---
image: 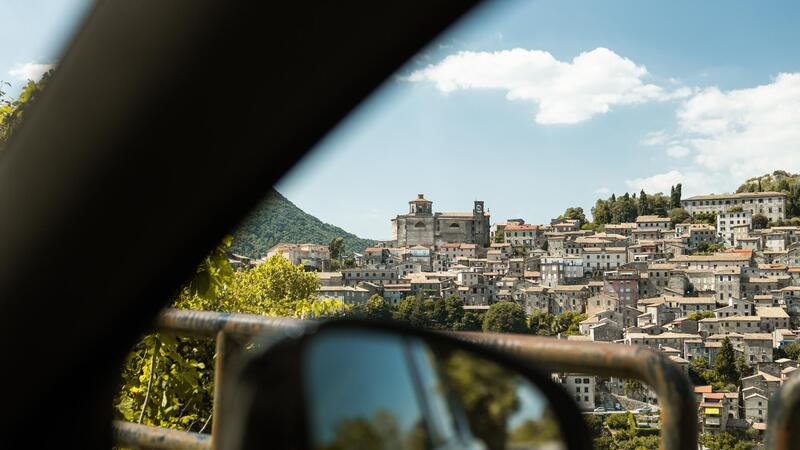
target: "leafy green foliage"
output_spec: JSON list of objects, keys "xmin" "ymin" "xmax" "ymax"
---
[
  {"xmin": 713, "ymin": 338, "xmax": 739, "ymax": 385},
  {"xmin": 687, "ymin": 311, "xmax": 715, "ymax": 321},
  {"xmin": 459, "ymin": 312, "xmax": 484, "ymax": 331},
  {"xmin": 693, "ymin": 242, "xmax": 725, "ymax": 255},
  {"xmin": 115, "ymin": 250, "xmax": 345, "ymax": 431},
  {"xmin": 328, "ymin": 236, "xmax": 345, "ymax": 261},
  {"xmin": 699, "ymin": 432, "xmax": 753, "ymax": 450},
  {"xmin": 591, "ymin": 188, "xmax": 675, "ymax": 225},
  {"xmin": 528, "ymin": 311, "xmax": 586, "ymax": 336},
  {"xmin": 482, "ymin": 301, "xmax": 527, "ymax": 333},
  {"xmin": 668, "ymin": 207, "xmax": 691, "ymax": 224},
  {"xmin": 559, "ymin": 206, "xmax": 587, "ymax": 224},
  {"xmin": 752, "ymin": 213, "xmax": 769, "ymax": 229},
  {"xmin": 585, "ymin": 413, "xmax": 660, "ymax": 450},
  {"xmin": 671, "ymin": 184, "xmax": 682, "ymax": 209},
  {"xmin": 230, "ymin": 189, "xmax": 375, "ymax": 257},
  {"xmin": 442, "ymin": 350, "xmax": 523, "ymax": 450},
  {"xmin": 693, "ymin": 211, "xmax": 717, "ymax": 226},
  {"xmin": 774, "ymin": 341, "xmax": 800, "ymax": 361},
  {"xmin": 350, "ymin": 294, "xmax": 393, "ymax": 320},
  {"xmin": 688, "ymin": 356, "xmax": 711, "ymax": 385},
  {"xmin": 623, "ymin": 379, "xmax": 644, "ymax": 398},
  {"xmin": 393, "ymin": 295, "xmax": 469, "ymax": 329},
  {"xmin": 605, "ymin": 413, "xmax": 630, "ymax": 430},
  {"xmin": 0, "ymin": 72, "xmax": 52, "ymax": 152}
]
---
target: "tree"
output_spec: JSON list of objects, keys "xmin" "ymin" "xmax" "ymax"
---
[
  {"xmin": 329, "ymin": 236, "xmax": 345, "ymax": 261},
  {"xmin": 0, "ymin": 71, "xmax": 52, "ymax": 152},
  {"xmin": 432, "ymin": 295, "xmax": 465, "ymax": 329},
  {"xmin": 482, "ymin": 301, "xmax": 527, "ymax": 333},
  {"xmin": 671, "ymin": 183, "xmax": 682, "ymax": 208},
  {"xmin": 668, "ymin": 207, "xmax": 691, "ymax": 224},
  {"xmin": 528, "ymin": 311, "xmax": 555, "ymax": 336},
  {"xmin": 560, "ymin": 207, "xmax": 587, "ymax": 224},
  {"xmin": 689, "ymin": 356, "xmax": 711, "ymax": 385},
  {"xmin": 699, "ymin": 432, "xmax": 753, "ymax": 450},
  {"xmin": 225, "ymin": 254, "xmax": 329, "ymax": 316},
  {"xmin": 688, "ymin": 312, "xmax": 714, "ymax": 321},
  {"xmin": 780, "ymin": 342, "xmax": 800, "ymax": 361},
  {"xmin": 736, "ymin": 357, "xmax": 754, "ymax": 378},
  {"xmin": 351, "ymin": 294, "xmax": 393, "ymax": 320},
  {"xmin": 637, "ymin": 190, "xmax": 651, "ymax": 215},
  {"xmin": 592, "ymin": 199, "xmax": 612, "ymax": 225},
  {"xmin": 694, "ymin": 211, "xmax": 717, "ymax": 226},
  {"xmin": 528, "ymin": 312, "xmax": 585, "ymax": 336},
  {"xmin": 623, "ymin": 379, "xmax": 645, "ymax": 399},
  {"xmin": 115, "ymin": 250, "xmax": 345, "ymax": 431},
  {"xmin": 394, "ymin": 295, "xmax": 435, "ymax": 328},
  {"xmin": 611, "ymin": 194, "xmax": 638, "ymax": 223},
  {"xmin": 752, "ymin": 213, "xmax": 769, "ymax": 230},
  {"xmin": 605, "ymin": 413, "xmax": 631, "ymax": 430},
  {"xmin": 458, "ymin": 311, "xmax": 484, "ymax": 331},
  {"xmin": 713, "ymin": 338, "xmax": 739, "ymax": 385},
  {"xmin": 442, "ymin": 350, "xmax": 522, "ymax": 450}
]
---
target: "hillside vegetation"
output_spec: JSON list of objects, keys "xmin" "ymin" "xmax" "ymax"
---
[
  {"xmin": 737, "ymin": 170, "xmax": 800, "ymax": 218},
  {"xmin": 230, "ymin": 189, "xmax": 376, "ymax": 257}
]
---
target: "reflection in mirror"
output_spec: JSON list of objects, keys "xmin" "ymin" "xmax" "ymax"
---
[{"xmin": 303, "ymin": 328, "xmax": 565, "ymax": 450}]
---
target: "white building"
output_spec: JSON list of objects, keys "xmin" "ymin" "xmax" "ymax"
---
[
  {"xmin": 681, "ymin": 191, "xmax": 786, "ymax": 222},
  {"xmin": 717, "ymin": 211, "xmax": 752, "ymax": 245},
  {"xmin": 554, "ymin": 374, "xmax": 596, "ymax": 411}
]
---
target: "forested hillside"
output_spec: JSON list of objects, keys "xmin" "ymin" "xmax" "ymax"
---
[{"xmin": 230, "ymin": 189, "xmax": 376, "ymax": 257}]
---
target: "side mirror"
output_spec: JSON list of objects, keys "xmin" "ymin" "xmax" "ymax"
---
[{"xmin": 220, "ymin": 320, "xmax": 591, "ymax": 450}]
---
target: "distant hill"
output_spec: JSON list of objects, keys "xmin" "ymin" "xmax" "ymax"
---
[
  {"xmin": 736, "ymin": 170, "xmax": 800, "ymax": 217},
  {"xmin": 230, "ymin": 189, "xmax": 376, "ymax": 258}
]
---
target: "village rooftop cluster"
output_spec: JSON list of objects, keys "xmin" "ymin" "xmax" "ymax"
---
[{"xmin": 259, "ymin": 190, "xmax": 799, "ymax": 435}]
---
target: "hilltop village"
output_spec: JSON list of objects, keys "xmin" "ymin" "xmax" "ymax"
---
[{"xmin": 263, "ymin": 190, "xmax": 800, "ymax": 435}]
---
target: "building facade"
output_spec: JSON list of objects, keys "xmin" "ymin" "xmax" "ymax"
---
[
  {"xmin": 682, "ymin": 191, "xmax": 786, "ymax": 222},
  {"xmin": 391, "ymin": 194, "xmax": 490, "ymax": 248}
]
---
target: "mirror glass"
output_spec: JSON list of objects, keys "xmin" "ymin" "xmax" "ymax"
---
[{"xmin": 303, "ymin": 328, "xmax": 566, "ymax": 450}]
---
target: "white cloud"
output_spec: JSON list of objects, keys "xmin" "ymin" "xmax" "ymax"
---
[
  {"xmin": 641, "ymin": 130, "xmax": 670, "ymax": 146},
  {"xmin": 678, "ymin": 73, "xmax": 800, "ymax": 179},
  {"xmin": 8, "ymin": 62, "xmax": 53, "ymax": 81},
  {"xmin": 630, "ymin": 73, "xmax": 800, "ymax": 196},
  {"xmin": 666, "ymin": 146, "xmax": 690, "ymax": 158},
  {"xmin": 405, "ymin": 47, "xmax": 688, "ymax": 125},
  {"xmin": 594, "ymin": 187, "xmax": 610, "ymax": 194}
]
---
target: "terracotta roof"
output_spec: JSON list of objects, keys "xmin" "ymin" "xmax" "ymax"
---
[
  {"xmin": 505, "ymin": 224, "xmax": 538, "ymax": 231},
  {"xmin": 636, "ymin": 215, "xmax": 671, "ymax": 223},
  {"xmin": 671, "ymin": 253, "xmax": 750, "ymax": 262},
  {"xmin": 756, "ymin": 306, "xmax": 789, "ymax": 318}
]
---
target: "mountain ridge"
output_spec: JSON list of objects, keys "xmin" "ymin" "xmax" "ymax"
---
[{"xmin": 230, "ymin": 189, "xmax": 376, "ymax": 258}]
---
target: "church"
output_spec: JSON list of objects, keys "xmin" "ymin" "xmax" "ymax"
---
[{"xmin": 391, "ymin": 194, "xmax": 490, "ymax": 248}]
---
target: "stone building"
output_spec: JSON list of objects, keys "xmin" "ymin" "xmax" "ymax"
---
[
  {"xmin": 681, "ymin": 191, "xmax": 786, "ymax": 222},
  {"xmin": 554, "ymin": 374, "xmax": 596, "ymax": 411},
  {"xmin": 717, "ymin": 210, "xmax": 752, "ymax": 245},
  {"xmin": 266, "ymin": 243, "xmax": 330, "ymax": 270},
  {"xmin": 391, "ymin": 194, "xmax": 490, "ymax": 248}
]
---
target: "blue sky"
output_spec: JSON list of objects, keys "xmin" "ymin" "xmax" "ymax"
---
[
  {"xmin": 1, "ymin": 0, "xmax": 90, "ymax": 96},
  {"xmin": 278, "ymin": 0, "xmax": 800, "ymax": 239},
  {"xmin": 4, "ymin": 1, "xmax": 800, "ymax": 240}
]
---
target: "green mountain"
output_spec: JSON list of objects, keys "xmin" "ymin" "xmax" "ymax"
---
[
  {"xmin": 737, "ymin": 170, "xmax": 800, "ymax": 218},
  {"xmin": 230, "ymin": 189, "xmax": 376, "ymax": 257}
]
